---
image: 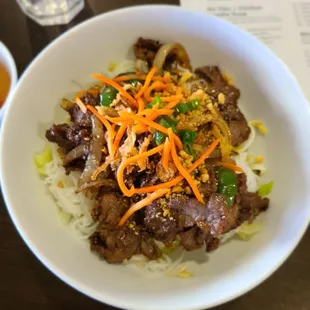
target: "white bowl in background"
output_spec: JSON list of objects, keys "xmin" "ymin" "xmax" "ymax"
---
[
  {"xmin": 0, "ymin": 41, "xmax": 17, "ymax": 126},
  {"xmin": 1, "ymin": 5, "xmax": 310, "ymax": 310}
]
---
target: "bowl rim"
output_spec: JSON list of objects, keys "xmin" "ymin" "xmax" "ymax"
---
[
  {"xmin": 1, "ymin": 4, "xmax": 310, "ymax": 310},
  {"xmin": 0, "ymin": 41, "xmax": 18, "ymax": 125}
]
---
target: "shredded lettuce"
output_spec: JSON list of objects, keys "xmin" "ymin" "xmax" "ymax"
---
[
  {"xmin": 236, "ymin": 221, "xmax": 262, "ymax": 240},
  {"xmin": 258, "ymin": 181, "xmax": 274, "ymax": 197},
  {"xmin": 34, "ymin": 145, "xmax": 53, "ymax": 168},
  {"xmin": 108, "ymin": 62, "xmax": 119, "ymax": 72},
  {"xmin": 34, "ymin": 145, "xmax": 53, "ymax": 175}
]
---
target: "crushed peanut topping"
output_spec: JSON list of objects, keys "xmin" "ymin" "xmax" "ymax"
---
[
  {"xmin": 201, "ymin": 173, "xmax": 209, "ymax": 183},
  {"xmin": 172, "ymin": 186, "xmax": 184, "ymax": 193},
  {"xmin": 185, "ymin": 186, "xmax": 192, "ymax": 195},
  {"xmin": 218, "ymin": 93, "xmax": 225, "ymax": 104}
]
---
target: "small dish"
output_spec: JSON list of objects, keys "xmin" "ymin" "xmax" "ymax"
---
[{"xmin": 0, "ymin": 41, "xmax": 17, "ymax": 126}]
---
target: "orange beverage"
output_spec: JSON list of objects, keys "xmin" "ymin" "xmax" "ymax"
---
[{"xmin": 0, "ymin": 62, "xmax": 10, "ymax": 108}]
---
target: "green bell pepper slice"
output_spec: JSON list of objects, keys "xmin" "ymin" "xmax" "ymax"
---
[{"xmin": 216, "ymin": 167, "xmax": 237, "ymax": 208}]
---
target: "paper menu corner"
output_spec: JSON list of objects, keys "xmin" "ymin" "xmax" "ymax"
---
[{"xmin": 180, "ymin": 0, "xmax": 310, "ymax": 101}]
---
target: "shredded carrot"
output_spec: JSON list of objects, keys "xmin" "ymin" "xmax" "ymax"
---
[
  {"xmin": 217, "ymin": 161, "xmax": 243, "ymax": 172},
  {"xmin": 161, "ymin": 94, "xmax": 183, "ymax": 102},
  {"xmin": 164, "ymin": 100, "xmax": 182, "ymax": 109},
  {"xmin": 141, "ymin": 102, "xmax": 160, "ymax": 122},
  {"xmin": 168, "ymin": 129, "xmax": 204, "ymax": 203},
  {"xmin": 117, "ymin": 144, "xmax": 165, "ymax": 197},
  {"xmin": 139, "ymin": 102, "xmax": 159, "ymax": 116},
  {"xmin": 75, "ymin": 90, "xmax": 86, "ymax": 99},
  {"xmin": 137, "ymin": 135, "xmax": 151, "ymax": 171},
  {"xmin": 75, "ymin": 97, "xmax": 87, "ymax": 113},
  {"xmin": 148, "ymin": 111, "xmax": 163, "ymax": 122},
  {"xmin": 133, "ymin": 105, "xmax": 171, "ymax": 132},
  {"xmin": 113, "ymin": 74, "xmax": 169, "ymax": 83},
  {"xmin": 118, "ymin": 111, "xmax": 183, "ymax": 149},
  {"xmin": 162, "ymin": 137, "xmax": 171, "ymax": 170},
  {"xmin": 124, "ymin": 144, "xmax": 164, "ymax": 168},
  {"xmin": 160, "ymin": 87, "xmax": 183, "ymax": 110},
  {"xmin": 190, "ymin": 139, "xmax": 221, "ymax": 172},
  {"xmin": 112, "ymin": 121, "xmax": 129, "ymax": 157},
  {"xmin": 139, "ymin": 108, "xmax": 173, "ymax": 118},
  {"xmin": 176, "ymin": 87, "xmax": 183, "ymax": 95},
  {"xmin": 164, "ymin": 95, "xmax": 184, "ymax": 109},
  {"xmin": 133, "ymin": 124, "xmax": 149, "ymax": 134},
  {"xmin": 104, "ymin": 116, "xmax": 124, "ymax": 124},
  {"xmin": 91, "ymin": 74, "xmax": 138, "ymax": 108},
  {"xmin": 134, "ymin": 139, "xmax": 221, "ymax": 194},
  {"xmin": 150, "ymin": 110, "xmax": 174, "ymax": 120},
  {"xmin": 135, "ymin": 103, "xmax": 159, "ymax": 133},
  {"xmin": 88, "ymin": 88, "xmax": 100, "ymax": 96},
  {"xmin": 118, "ymin": 189, "xmax": 170, "ymax": 226},
  {"xmin": 57, "ymin": 181, "xmax": 64, "ymax": 188},
  {"xmin": 135, "ymin": 67, "xmax": 158, "ymax": 99},
  {"xmin": 137, "ymin": 97, "xmax": 145, "ymax": 113},
  {"xmin": 143, "ymin": 82, "xmax": 168, "ymax": 102},
  {"xmin": 91, "ymin": 157, "xmax": 112, "ymax": 181},
  {"xmin": 134, "ymin": 175, "xmax": 183, "ymax": 194}
]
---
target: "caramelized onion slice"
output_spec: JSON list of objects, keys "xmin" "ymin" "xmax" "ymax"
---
[
  {"xmin": 153, "ymin": 43, "xmax": 192, "ymax": 71},
  {"xmin": 136, "ymin": 59, "xmax": 149, "ymax": 74},
  {"xmin": 63, "ymin": 144, "xmax": 87, "ymax": 166},
  {"xmin": 78, "ymin": 115, "xmax": 104, "ymax": 186},
  {"xmin": 76, "ymin": 178, "xmax": 119, "ymax": 193}
]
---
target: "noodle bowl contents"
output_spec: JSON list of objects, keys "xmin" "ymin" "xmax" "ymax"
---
[
  {"xmin": 0, "ymin": 62, "xmax": 10, "ymax": 108},
  {"xmin": 35, "ymin": 38, "xmax": 272, "ymax": 270}
]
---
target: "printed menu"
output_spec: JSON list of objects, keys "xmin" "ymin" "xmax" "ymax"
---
[{"xmin": 181, "ymin": 0, "xmax": 310, "ymax": 100}]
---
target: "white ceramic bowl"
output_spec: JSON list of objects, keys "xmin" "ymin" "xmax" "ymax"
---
[
  {"xmin": 1, "ymin": 5, "xmax": 310, "ymax": 310},
  {"xmin": 0, "ymin": 41, "xmax": 17, "ymax": 126}
]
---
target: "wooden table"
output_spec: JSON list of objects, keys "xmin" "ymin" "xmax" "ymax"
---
[{"xmin": 0, "ymin": 1, "xmax": 309, "ymax": 309}]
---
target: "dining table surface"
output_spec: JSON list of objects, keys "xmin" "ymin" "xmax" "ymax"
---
[{"xmin": 0, "ymin": 0, "xmax": 309, "ymax": 309}]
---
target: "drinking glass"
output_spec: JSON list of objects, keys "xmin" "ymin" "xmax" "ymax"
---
[{"xmin": 16, "ymin": 0, "xmax": 85, "ymax": 26}]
